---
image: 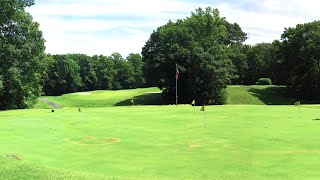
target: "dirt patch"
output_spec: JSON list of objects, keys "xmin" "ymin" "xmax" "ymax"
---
[
  {"xmin": 11, "ymin": 154, "xmax": 22, "ymax": 160},
  {"xmin": 2, "ymin": 154, "xmax": 21, "ymax": 160},
  {"xmin": 102, "ymin": 138, "xmax": 120, "ymax": 144},
  {"xmin": 145, "ymin": 92, "xmax": 161, "ymax": 94},
  {"xmin": 65, "ymin": 136, "xmax": 120, "ymax": 145},
  {"xmin": 76, "ymin": 92, "xmax": 92, "ymax": 95},
  {"xmin": 74, "ymin": 141, "xmax": 88, "ymax": 146}
]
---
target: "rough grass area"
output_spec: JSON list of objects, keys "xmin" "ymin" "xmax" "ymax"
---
[{"xmin": 1, "ymin": 105, "xmax": 320, "ymax": 179}]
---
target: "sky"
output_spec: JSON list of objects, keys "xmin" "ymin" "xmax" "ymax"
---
[{"xmin": 26, "ymin": 0, "xmax": 320, "ymax": 57}]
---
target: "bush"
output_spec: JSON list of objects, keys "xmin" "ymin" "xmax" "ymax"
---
[{"xmin": 256, "ymin": 78, "xmax": 272, "ymax": 85}]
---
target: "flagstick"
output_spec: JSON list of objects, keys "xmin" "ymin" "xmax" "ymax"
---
[
  {"xmin": 176, "ymin": 64, "xmax": 178, "ymax": 106},
  {"xmin": 204, "ymin": 110, "xmax": 206, "ymax": 128}
]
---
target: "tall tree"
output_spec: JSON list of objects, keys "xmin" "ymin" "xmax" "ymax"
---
[
  {"xmin": 43, "ymin": 55, "xmax": 82, "ymax": 95},
  {"xmin": 281, "ymin": 21, "xmax": 320, "ymax": 99},
  {"xmin": 245, "ymin": 43, "xmax": 274, "ymax": 84},
  {"xmin": 228, "ymin": 44, "xmax": 249, "ymax": 85},
  {"xmin": 111, "ymin": 53, "xmax": 135, "ymax": 89},
  {"xmin": 69, "ymin": 54, "xmax": 98, "ymax": 91},
  {"xmin": 92, "ymin": 55, "xmax": 114, "ymax": 90},
  {"xmin": 142, "ymin": 7, "xmax": 246, "ymax": 104},
  {"xmin": 126, "ymin": 53, "xmax": 145, "ymax": 88},
  {"xmin": 0, "ymin": 0, "xmax": 45, "ymax": 109}
]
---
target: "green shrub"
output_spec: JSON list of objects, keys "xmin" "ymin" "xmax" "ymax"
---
[{"xmin": 256, "ymin": 78, "xmax": 272, "ymax": 85}]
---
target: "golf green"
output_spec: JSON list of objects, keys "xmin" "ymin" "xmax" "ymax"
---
[{"xmin": 1, "ymin": 105, "xmax": 320, "ymax": 179}]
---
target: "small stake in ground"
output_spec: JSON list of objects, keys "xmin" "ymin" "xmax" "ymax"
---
[
  {"xmin": 200, "ymin": 104, "xmax": 206, "ymax": 128},
  {"xmin": 78, "ymin": 107, "xmax": 83, "ymax": 122},
  {"xmin": 294, "ymin": 101, "xmax": 301, "ymax": 118}
]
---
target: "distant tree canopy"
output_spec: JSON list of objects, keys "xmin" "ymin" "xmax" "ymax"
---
[
  {"xmin": 0, "ymin": 0, "xmax": 45, "ymax": 109},
  {"xmin": 142, "ymin": 7, "xmax": 247, "ymax": 104},
  {"xmin": 42, "ymin": 53, "xmax": 145, "ymax": 96}
]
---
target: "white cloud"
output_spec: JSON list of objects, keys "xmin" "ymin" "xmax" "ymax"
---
[{"xmin": 27, "ymin": 0, "xmax": 320, "ymax": 56}]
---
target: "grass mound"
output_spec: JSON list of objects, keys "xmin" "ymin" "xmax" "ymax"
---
[{"xmin": 227, "ymin": 85, "xmax": 293, "ymax": 105}]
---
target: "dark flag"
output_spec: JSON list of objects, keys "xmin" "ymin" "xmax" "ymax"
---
[{"xmin": 176, "ymin": 66, "xmax": 179, "ymax": 80}]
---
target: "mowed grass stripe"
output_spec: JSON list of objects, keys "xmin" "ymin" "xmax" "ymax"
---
[{"xmin": 1, "ymin": 105, "xmax": 320, "ymax": 179}]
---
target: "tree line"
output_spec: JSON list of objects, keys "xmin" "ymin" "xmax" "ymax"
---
[
  {"xmin": 1, "ymin": 1, "xmax": 319, "ymax": 109},
  {"xmin": 42, "ymin": 53, "xmax": 145, "ymax": 96}
]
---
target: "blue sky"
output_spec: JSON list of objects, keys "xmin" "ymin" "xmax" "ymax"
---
[{"xmin": 26, "ymin": 0, "xmax": 320, "ymax": 57}]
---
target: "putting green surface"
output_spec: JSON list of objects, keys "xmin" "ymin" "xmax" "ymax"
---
[{"xmin": 1, "ymin": 105, "xmax": 320, "ymax": 179}]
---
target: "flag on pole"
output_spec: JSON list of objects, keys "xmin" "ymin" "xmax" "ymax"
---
[
  {"xmin": 191, "ymin": 100, "xmax": 195, "ymax": 105},
  {"xmin": 175, "ymin": 66, "xmax": 179, "ymax": 80},
  {"xmin": 200, "ymin": 105, "xmax": 205, "ymax": 111}
]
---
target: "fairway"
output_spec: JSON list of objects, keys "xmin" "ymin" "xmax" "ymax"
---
[{"xmin": 1, "ymin": 104, "xmax": 320, "ymax": 179}]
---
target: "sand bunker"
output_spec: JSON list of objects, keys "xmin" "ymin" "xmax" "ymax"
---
[
  {"xmin": 65, "ymin": 136, "xmax": 120, "ymax": 145},
  {"xmin": 76, "ymin": 92, "xmax": 92, "ymax": 95},
  {"xmin": 145, "ymin": 92, "xmax": 161, "ymax": 94}
]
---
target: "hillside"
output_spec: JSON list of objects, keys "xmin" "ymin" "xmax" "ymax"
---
[
  {"xmin": 226, "ymin": 85, "xmax": 295, "ymax": 105},
  {"xmin": 35, "ymin": 87, "xmax": 163, "ymax": 108},
  {"xmin": 35, "ymin": 85, "xmax": 303, "ymax": 108}
]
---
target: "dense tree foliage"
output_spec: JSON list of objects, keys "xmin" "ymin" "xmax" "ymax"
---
[
  {"xmin": 142, "ymin": 8, "xmax": 247, "ymax": 104},
  {"xmin": 42, "ymin": 53, "xmax": 145, "ymax": 96},
  {"xmin": 281, "ymin": 21, "xmax": 320, "ymax": 99},
  {"xmin": 0, "ymin": 0, "xmax": 45, "ymax": 109},
  {"xmin": 245, "ymin": 43, "xmax": 275, "ymax": 84}
]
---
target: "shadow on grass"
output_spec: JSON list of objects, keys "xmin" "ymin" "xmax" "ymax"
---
[
  {"xmin": 115, "ymin": 93, "xmax": 169, "ymax": 106},
  {"xmin": 248, "ymin": 86, "xmax": 295, "ymax": 105},
  {"xmin": 248, "ymin": 86, "xmax": 320, "ymax": 105},
  {"xmin": 313, "ymin": 119, "xmax": 320, "ymax": 121}
]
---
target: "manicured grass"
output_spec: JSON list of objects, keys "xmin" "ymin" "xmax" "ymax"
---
[
  {"xmin": 1, "ymin": 105, "xmax": 320, "ymax": 179},
  {"xmin": 35, "ymin": 85, "xmax": 297, "ymax": 109},
  {"xmin": 35, "ymin": 87, "xmax": 162, "ymax": 108},
  {"xmin": 227, "ymin": 85, "xmax": 294, "ymax": 105}
]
